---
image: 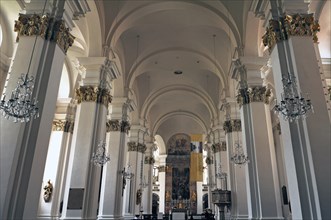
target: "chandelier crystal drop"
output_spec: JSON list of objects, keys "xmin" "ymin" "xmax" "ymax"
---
[
  {"xmin": 91, "ymin": 141, "xmax": 110, "ymax": 167},
  {"xmin": 0, "ymin": 74, "xmax": 39, "ymax": 123},
  {"xmin": 231, "ymin": 142, "xmax": 249, "ymax": 166},
  {"xmin": 274, "ymin": 73, "xmax": 313, "ymax": 122}
]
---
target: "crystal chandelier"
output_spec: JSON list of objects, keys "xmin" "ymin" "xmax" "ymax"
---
[
  {"xmin": 91, "ymin": 141, "xmax": 110, "ymax": 167},
  {"xmin": 122, "ymin": 165, "xmax": 134, "ymax": 180},
  {"xmin": 215, "ymin": 164, "xmax": 227, "ymax": 179},
  {"xmin": 0, "ymin": 73, "xmax": 39, "ymax": 122},
  {"xmin": 274, "ymin": 72, "xmax": 313, "ymax": 122},
  {"xmin": 140, "ymin": 175, "xmax": 149, "ymax": 189},
  {"xmin": 231, "ymin": 142, "xmax": 249, "ymax": 166},
  {"xmin": 0, "ymin": 36, "xmax": 40, "ymax": 123}
]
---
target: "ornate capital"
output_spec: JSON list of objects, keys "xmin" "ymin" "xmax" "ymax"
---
[
  {"xmin": 75, "ymin": 86, "xmax": 112, "ymax": 107},
  {"xmin": 158, "ymin": 165, "xmax": 166, "ymax": 172},
  {"xmin": 127, "ymin": 142, "xmax": 147, "ymax": 153},
  {"xmin": 273, "ymin": 122, "xmax": 281, "ymax": 135},
  {"xmin": 106, "ymin": 120, "xmax": 120, "ymax": 132},
  {"xmin": 223, "ymin": 119, "xmax": 241, "ymax": 134},
  {"xmin": 211, "ymin": 142, "xmax": 227, "ymax": 153},
  {"xmin": 51, "ymin": 20, "xmax": 75, "ymax": 53},
  {"xmin": 205, "ymin": 156, "xmax": 213, "ymax": 165},
  {"xmin": 14, "ymin": 14, "xmax": 50, "ymax": 42},
  {"xmin": 262, "ymin": 14, "xmax": 320, "ymax": 53},
  {"xmin": 237, "ymin": 86, "xmax": 271, "ymax": 106},
  {"xmin": 14, "ymin": 14, "xmax": 75, "ymax": 54},
  {"xmin": 64, "ymin": 120, "xmax": 75, "ymax": 133},
  {"xmin": 144, "ymin": 156, "xmax": 155, "ymax": 164},
  {"xmin": 52, "ymin": 119, "xmax": 65, "ymax": 131},
  {"xmin": 120, "ymin": 120, "xmax": 131, "ymax": 134}
]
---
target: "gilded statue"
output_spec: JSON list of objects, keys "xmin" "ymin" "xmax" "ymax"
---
[{"xmin": 43, "ymin": 180, "xmax": 53, "ymax": 202}]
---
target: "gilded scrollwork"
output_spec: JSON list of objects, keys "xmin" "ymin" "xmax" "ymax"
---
[
  {"xmin": 120, "ymin": 120, "xmax": 131, "ymax": 134},
  {"xmin": 43, "ymin": 180, "xmax": 53, "ymax": 203},
  {"xmin": 144, "ymin": 156, "xmax": 155, "ymax": 164},
  {"xmin": 64, "ymin": 120, "xmax": 74, "ymax": 133},
  {"xmin": 211, "ymin": 142, "xmax": 226, "ymax": 153},
  {"xmin": 14, "ymin": 14, "xmax": 51, "ymax": 42},
  {"xmin": 106, "ymin": 120, "xmax": 120, "ymax": 132},
  {"xmin": 223, "ymin": 119, "xmax": 241, "ymax": 134},
  {"xmin": 75, "ymin": 86, "xmax": 112, "ymax": 107},
  {"xmin": 14, "ymin": 14, "xmax": 75, "ymax": 53},
  {"xmin": 205, "ymin": 156, "xmax": 213, "ymax": 165},
  {"xmin": 262, "ymin": 14, "xmax": 320, "ymax": 53},
  {"xmin": 51, "ymin": 20, "xmax": 75, "ymax": 54},
  {"xmin": 237, "ymin": 86, "xmax": 271, "ymax": 106},
  {"xmin": 127, "ymin": 142, "xmax": 146, "ymax": 153},
  {"xmin": 52, "ymin": 119, "xmax": 65, "ymax": 131},
  {"xmin": 158, "ymin": 165, "xmax": 166, "ymax": 172}
]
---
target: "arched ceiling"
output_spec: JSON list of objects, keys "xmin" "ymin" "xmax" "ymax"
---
[{"xmin": 96, "ymin": 0, "xmax": 250, "ymax": 144}]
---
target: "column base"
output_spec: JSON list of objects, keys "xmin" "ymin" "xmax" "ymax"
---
[{"xmin": 123, "ymin": 214, "xmax": 135, "ymax": 220}]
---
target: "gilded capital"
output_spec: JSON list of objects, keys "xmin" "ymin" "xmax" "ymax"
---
[
  {"xmin": 223, "ymin": 119, "xmax": 241, "ymax": 134},
  {"xmin": 205, "ymin": 156, "xmax": 213, "ymax": 165},
  {"xmin": 158, "ymin": 165, "xmax": 166, "ymax": 172},
  {"xmin": 14, "ymin": 14, "xmax": 75, "ymax": 54},
  {"xmin": 144, "ymin": 156, "xmax": 155, "ymax": 164},
  {"xmin": 237, "ymin": 86, "xmax": 271, "ymax": 106},
  {"xmin": 212, "ymin": 141, "xmax": 227, "ymax": 153},
  {"xmin": 51, "ymin": 20, "xmax": 75, "ymax": 53},
  {"xmin": 64, "ymin": 120, "xmax": 75, "ymax": 133},
  {"xmin": 120, "ymin": 120, "xmax": 131, "ymax": 134},
  {"xmin": 106, "ymin": 120, "xmax": 120, "ymax": 132},
  {"xmin": 127, "ymin": 142, "xmax": 147, "ymax": 153},
  {"xmin": 52, "ymin": 119, "xmax": 65, "ymax": 131},
  {"xmin": 14, "ymin": 14, "xmax": 50, "ymax": 42},
  {"xmin": 75, "ymin": 86, "xmax": 112, "ymax": 107},
  {"xmin": 262, "ymin": 14, "xmax": 320, "ymax": 53}
]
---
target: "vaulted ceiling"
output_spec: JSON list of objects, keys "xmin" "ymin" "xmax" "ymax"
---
[{"xmin": 91, "ymin": 0, "xmax": 254, "ymax": 144}]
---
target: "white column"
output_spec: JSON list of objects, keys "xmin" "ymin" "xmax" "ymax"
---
[
  {"xmin": 237, "ymin": 84, "xmax": 283, "ymax": 219},
  {"xmin": 158, "ymin": 155, "xmax": 167, "ymax": 214},
  {"xmin": 37, "ymin": 100, "xmax": 76, "ymax": 219},
  {"xmin": 98, "ymin": 98, "xmax": 131, "ymax": 219},
  {"xmin": 142, "ymin": 143, "xmax": 155, "ymax": 214},
  {"xmin": 0, "ymin": 2, "xmax": 76, "ymax": 218},
  {"xmin": 266, "ymin": 3, "xmax": 331, "ymax": 218},
  {"xmin": 124, "ymin": 141, "xmax": 146, "ymax": 219},
  {"xmin": 205, "ymin": 145, "xmax": 215, "ymax": 213},
  {"xmin": 61, "ymin": 57, "xmax": 112, "ymax": 220},
  {"xmin": 223, "ymin": 102, "xmax": 249, "ymax": 220}
]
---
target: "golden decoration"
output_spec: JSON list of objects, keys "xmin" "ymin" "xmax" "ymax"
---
[
  {"xmin": 106, "ymin": 120, "xmax": 120, "ymax": 132},
  {"xmin": 120, "ymin": 120, "xmax": 131, "ymax": 134},
  {"xmin": 223, "ymin": 119, "xmax": 241, "ymax": 134},
  {"xmin": 236, "ymin": 86, "xmax": 271, "ymax": 106},
  {"xmin": 144, "ymin": 156, "xmax": 155, "ymax": 164},
  {"xmin": 127, "ymin": 142, "xmax": 147, "ymax": 153},
  {"xmin": 75, "ymin": 86, "xmax": 112, "ymax": 107},
  {"xmin": 52, "ymin": 119, "xmax": 65, "ymax": 131},
  {"xmin": 262, "ymin": 14, "xmax": 320, "ymax": 53},
  {"xmin": 211, "ymin": 142, "xmax": 227, "ymax": 153},
  {"xmin": 14, "ymin": 14, "xmax": 75, "ymax": 54},
  {"xmin": 43, "ymin": 180, "xmax": 53, "ymax": 202}
]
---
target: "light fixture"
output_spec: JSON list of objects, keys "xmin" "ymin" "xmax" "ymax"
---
[
  {"xmin": 230, "ymin": 142, "xmax": 249, "ymax": 166},
  {"xmin": 140, "ymin": 175, "xmax": 149, "ymax": 189},
  {"xmin": 91, "ymin": 141, "xmax": 110, "ymax": 167},
  {"xmin": 122, "ymin": 164, "xmax": 134, "ymax": 180},
  {"xmin": 215, "ymin": 163, "xmax": 227, "ymax": 180},
  {"xmin": 273, "ymin": 72, "xmax": 313, "ymax": 122},
  {"xmin": 0, "ymin": 11, "xmax": 49, "ymax": 123}
]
